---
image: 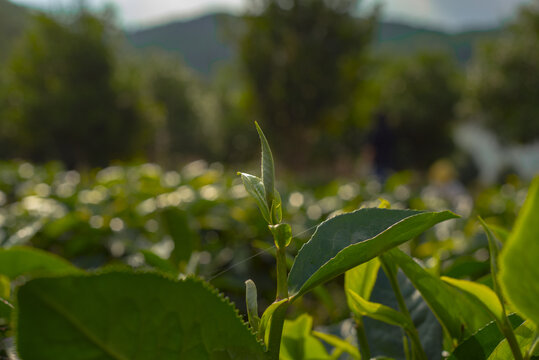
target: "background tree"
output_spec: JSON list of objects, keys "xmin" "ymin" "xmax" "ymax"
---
[
  {"xmin": 374, "ymin": 52, "xmax": 461, "ymax": 170},
  {"xmin": 467, "ymin": 0, "xmax": 539, "ymax": 144},
  {"xmin": 0, "ymin": 10, "xmax": 150, "ymax": 168},
  {"xmin": 237, "ymin": 0, "xmax": 375, "ymax": 168},
  {"xmin": 140, "ymin": 51, "xmax": 220, "ymax": 164}
]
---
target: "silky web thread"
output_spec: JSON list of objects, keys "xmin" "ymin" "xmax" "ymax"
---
[{"xmin": 208, "ymin": 224, "xmax": 319, "ymax": 281}]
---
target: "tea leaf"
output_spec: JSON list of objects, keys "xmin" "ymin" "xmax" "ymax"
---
[
  {"xmin": 255, "ymin": 122, "xmax": 275, "ymax": 210},
  {"xmin": 280, "ymin": 314, "xmax": 330, "ymax": 360},
  {"xmin": 448, "ymin": 314, "xmax": 524, "ymax": 360},
  {"xmin": 441, "ymin": 277, "xmax": 504, "ymax": 323},
  {"xmin": 312, "ymin": 331, "xmax": 360, "ymax": 359},
  {"xmin": 488, "ymin": 320, "xmax": 538, "ymax": 360},
  {"xmin": 246, "ymin": 279, "xmax": 261, "ymax": 332},
  {"xmin": 499, "ymin": 177, "xmax": 539, "ymax": 327},
  {"xmin": 259, "ymin": 298, "xmax": 289, "ymax": 344},
  {"xmin": 345, "ymin": 257, "xmax": 380, "ymax": 308},
  {"xmin": 0, "ymin": 246, "xmax": 81, "ymax": 280},
  {"xmin": 239, "ymin": 172, "xmax": 271, "ymax": 223},
  {"xmin": 386, "ymin": 248, "xmax": 494, "ymax": 341},
  {"xmin": 288, "ymin": 208, "xmax": 457, "ymax": 298},
  {"xmin": 16, "ymin": 272, "xmax": 267, "ymax": 360},
  {"xmin": 348, "ymin": 290, "xmax": 413, "ymax": 330}
]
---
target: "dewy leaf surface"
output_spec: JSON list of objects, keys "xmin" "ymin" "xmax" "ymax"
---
[
  {"xmin": 0, "ymin": 246, "xmax": 81, "ymax": 280},
  {"xmin": 386, "ymin": 249, "xmax": 494, "ymax": 341},
  {"xmin": 16, "ymin": 272, "xmax": 267, "ymax": 360},
  {"xmin": 499, "ymin": 177, "xmax": 539, "ymax": 327},
  {"xmin": 288, "ymin": 208, "xmax": 457, "ymax": 298}
]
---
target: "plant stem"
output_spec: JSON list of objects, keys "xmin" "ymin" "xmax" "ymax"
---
[
  {"xmin": 380, "ymin": 256, "xmax": 428, "ymax": 360},
  {"xmin": 525, "ymin": 333, "xmax": 539, "ymax": 360},
  {"xmin": 354, "ymin": 315, "xmax": 371, "ymax": 360},
  {"xmin": 499, "ymin": 317, "xmax": 524, "ymax": 360},
  {"xmin": 275, "ymin": 245, "xmax": 288, "ymax": 300},
  {"xmin": 267, "ymin": 301, "xmax": 289, "ymax": 360}
]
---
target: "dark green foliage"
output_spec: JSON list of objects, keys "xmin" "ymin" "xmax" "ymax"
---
[
  {"xmin": 375, "ymin": 52, "xmax": 460, "ymax": 170},
  {"xmin": 288, "ymin": 208, "xmax": 457, "ymax": 297},
  {"xmin": 448, "ymin": 314, "xmax": 523, "ymax": 360},
  {"xmin": 16, "ymin": 272, "xmax": 267, "ymax": 360},
  {"xmin": 237, "ymin": 0, "xmax": 375, "ymax": 167},
  {"xmin": 468, "ymin": 0, "xmax": 539, "ymax": 143},
  {"xmin": 0, "ymin": 246, "xmax": 81, "ymax": 280},
  {"xmin": 1, "ymin": 11, "xmax": 150, "ymax": 167}
]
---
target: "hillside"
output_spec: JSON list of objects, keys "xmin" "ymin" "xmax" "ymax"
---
[
  {"xmin": 127, "ymin": 13, "xmax": 500, "ymax": 76},
  {"xmin": 0, "ymin": 0, "xmax": 31, "ymax": 62}
]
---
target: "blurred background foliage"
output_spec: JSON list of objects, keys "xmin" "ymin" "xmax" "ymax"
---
[
  {"xmin": 0, "ymin": 0, "xmax": 537, "ymax": 174},
  {"xmin": 0, "ymin": 0, "xmax": 539, "ymax": 338}
]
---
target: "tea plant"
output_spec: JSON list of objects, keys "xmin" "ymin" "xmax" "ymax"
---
[{"xmin": 0, "ymin": 124, "xmax": 537, "ymax": 359}]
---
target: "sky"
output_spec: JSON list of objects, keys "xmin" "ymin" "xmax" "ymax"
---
[{"xmin": 11, "ymin": 0, "xmax": 532, "ymax": 31}]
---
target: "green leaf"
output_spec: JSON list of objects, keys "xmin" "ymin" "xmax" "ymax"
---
[
  {"xmin": 363, "ymin": 269, "xmax": 443, "ymax": 359},
  {"xmin": 488, "ymin": 320, "xmax": 538, "ymax": 360},
  {"xmin": 280, "ymin": 314, "xmax": 330, "ymax": 360},
  {"xmin": 441, "ymin": 277, "xmax": 504, "ymax": 323},
  {"xmin": 259, "ymin": 298, "xmax": 288, "ymax": 344},
  {"xmin": 0, "ymin": 246, "xmax": 81, "ymax": 280},
  {"xmin": 245, "ymin": 279, "xmax": 260, "ymax": 332},
  {"xmin": 345, "ymin": 257, "xmax": 380, "ymax": 304},
  {"xmin": 448, "ymin": 314, "xmax": 524, "ymax": 360},
  {"xmin": 140, "ymin": 249, "xmax": 178, "ymax": 275},
  {"xmin": 478, "ymin": 217, "xmax": 503, "ymax": 298},
  {"xmin": 16, "ymin": 272, "xmax": 267, "ymax": 360},
  {"xmin": 255, "ymin": 122, "xmax": 275, "ymax": 210},
  {"xmin": 269, "ymin": 223, "xmax": 292, "ymax": 249},
  {"xmin": 386, "ymin": 248, "xmax": 494, "ymax": 342},
  {"xmin": 312, "ymin": 331, "xmax": 360, "ymax": 359},
  {"xmin": 348, "ymin": 290, "xmax": 413, "ymax": 330},
  {"xmin": 288, "ymin": 208, "xmax": 458, "ymax": 298},
  {"xmin": 271, "ymin": 189, "xmax": 283, "ymax": 224},
  {"xmin": 239, "ymin": 172, "xmax": 271, "ymax": 223},
  {"xmin": 499, "ymin": 177, "xmax": 539, "ymax": 327}
]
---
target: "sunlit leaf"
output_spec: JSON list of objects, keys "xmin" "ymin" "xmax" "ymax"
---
[
  {"xmin": 280, "ymin": 314, "xmax": 330, "ymax": 360},
  {"xmin": 488, "ymin": 320, "xmax": 538, "ymax": 360},
  {"xmin": 312, "ymin": 331, "xmax": 360, "ymax": 359},
  {"xmin": 345, "ymin": 257, "xmax": 380, "ymax": 304},
  {"xmin": 499, "ymin": 177, "xmax": 539, "ymax": 327},
  {"xmin": 239, "ymin": 172, "xmax": 271, "ymax": 223},
  {"xmin": 255, "ymin": 122, "xmax": 275, "ymax": 210},
  {"xmin": 441, "ymin": 277, "xmax": 504, "ymax": 323},
  {"xmin": 348, "ymin": 290, "xmax": 413, "ymax": 330}
]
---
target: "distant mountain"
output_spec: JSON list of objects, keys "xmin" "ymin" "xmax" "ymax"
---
[
  {"xmin": 127, "ymin": 13, "xmax": 500, "ymax": 77},
  {"xmin": 0, "ymin": 0, "xmax": 31, "ymax": 62}
]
